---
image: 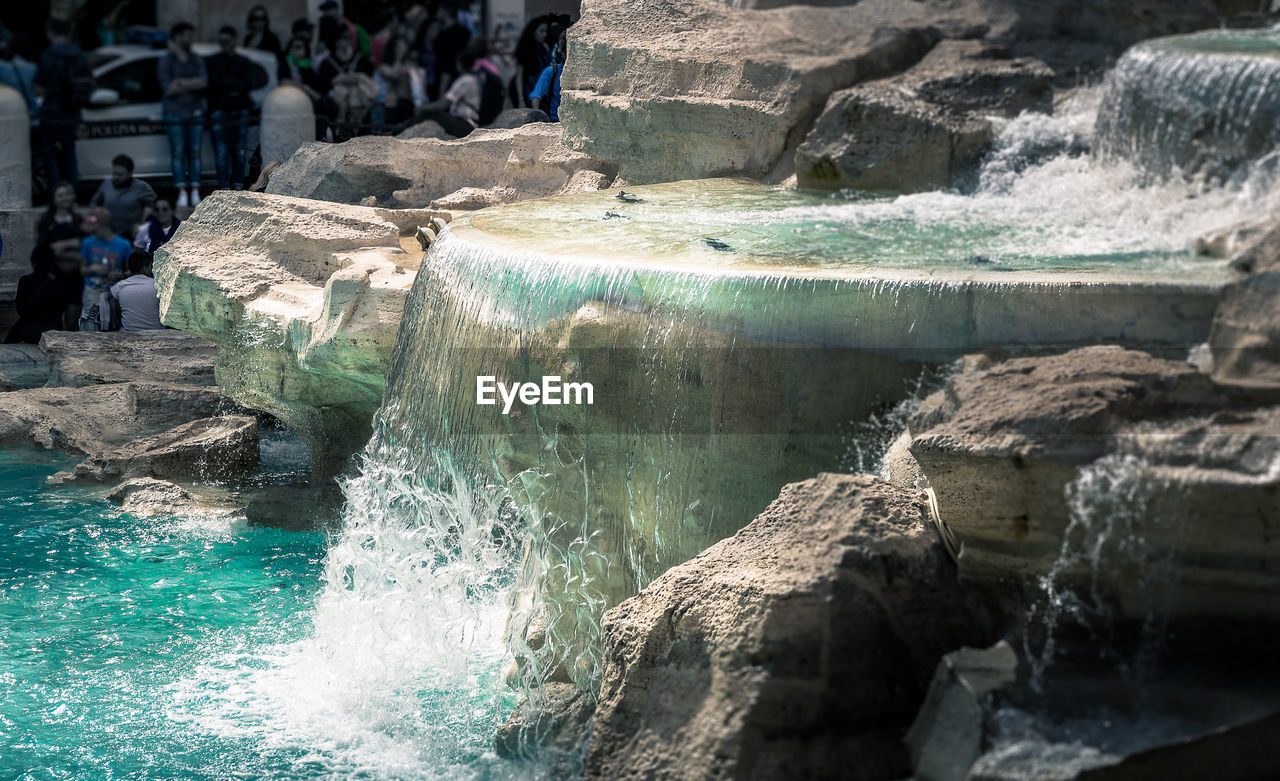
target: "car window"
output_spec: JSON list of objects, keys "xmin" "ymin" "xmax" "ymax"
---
[{"xmin": 96, "ymin": 57, "xmax": 163, "ymax": 105}]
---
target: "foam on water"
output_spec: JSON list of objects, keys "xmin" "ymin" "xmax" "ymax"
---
[{"xmin": 465, "ymin": 90, "xmax": 1273, "ymax": 280}]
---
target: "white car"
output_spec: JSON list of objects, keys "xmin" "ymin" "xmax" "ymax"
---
[{"xmin": 77, "ymin": 43, "xmax": 279, "ymax": 182}]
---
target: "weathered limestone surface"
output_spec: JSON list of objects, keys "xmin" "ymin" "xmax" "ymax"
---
[
  {"xmin": 908, "ymin": 347, "xmax": 1223, "ymax": 577},
  {"xmin": 267, "ymin": 125, "xmax": 617, "ymax": 210},
  {"xmin": 560, "ymin": 0, "xmax": 1259, "ymax": 185},
  {"xmin": 0, "ymin": 343, "xmax": 48, "ymax": 388},
  {"xmin": 39, "ymin": 330, "xmax": 218, "ymax": 388},
  {"xmin": 796, "ymin": 41, "xmax": 1052, "ymax": 192},
  {"xmin": 0, "ymin": 381, "xmax": 259, "ymax": 484},
  {"xmin": 583, "ymin": 473, "xmax": 992, "ymax": 780},
  {"xmin": 154, "ymin": 191, "xmax": 421, "ymax": 478},
  {"xmin": 1210, "ymin": 221, "xmax": 1280, "ymax": 385},
  {"xmin": 64, "ymin": 415, "xmax": 260, "ymax": 483},
  {"xmin": 907, "ymin": 346, "xmax": 1280, "ymax": 623},
  {"xmin": 108, "ymin": 477, "xmax": 248, "ymax": 521},
  {"xmin": 560, "ymin": 0, "xmax": 936, "ymax": 184},
  {"xmin": 0, "ymin": 382, "xmax": 227, "ymax": 454}
]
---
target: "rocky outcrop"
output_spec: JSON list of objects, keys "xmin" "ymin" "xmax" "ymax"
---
[
  {"xmin": 39, "ymin": 330, "xmax": 218, "ymax": 388},
  {"xmin": 0, "ymin": 382, "xmax": 227, "ymax": 453},
  {"xmin": 61, "ymin": 415, "xmax": 259, "ymax": 483},
  {"xmin": 581, "ymin": 473, "xmax": 992, "ymax": 780},
  {"xmin": 1210, "ymin": 221, "xmax": 1280, "ymax": 385},
  {"xmin": 0, "ymin": 381, "xmax": 259, "ymax": 484},
  {"xmin": 560, "ymin": 0, "xmax": 1261, "ymax": 185},
  {"xmin": 796, "ymin": 41, "xmax": 1052, "ymax": 192},
  {"xmin": 0, "ymin": 343, "xmax": 49, "ymax": 388},
  {"xmin": 266, "ymin": 124, "xmax": 617, "ymax": 210},
  {"xmin": 154, "ymin": 191, "xmax": 423, "ymax": 478},
  {"xmin": 108, "ymin": 477, "xmax": 247, "ymax": 521},
  {"xmin": 906, "ymin": 346, "xmax": 1280, "ymax": 624},
  {"xmin": 560, "ymin": 0, "xmax": 936, "ymax": 184}
]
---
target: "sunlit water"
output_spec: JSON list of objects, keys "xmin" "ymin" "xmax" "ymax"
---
[
  {"xmin": 7, "ymin": 60, "xmax": 1280, "ymax": 778},
  {"xmin": 0, "ymin": 436, "xmax": 527, "ymax": 779},
  {"xmin": 0, "ymin": 446, "xmax": 325, "ymax": 778}
]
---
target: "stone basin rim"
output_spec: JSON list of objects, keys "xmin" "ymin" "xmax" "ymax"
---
[{"xmin": 444, "ymin": 219, "xmax": 1235, "ymax": 290}]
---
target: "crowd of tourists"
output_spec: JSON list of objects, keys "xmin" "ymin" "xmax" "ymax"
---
[
  {"xmin": 0, "ymin": 2, "xmax": 574, "ymax": 345},
  {"xmin": 7, "ymin": 155, "xmax": 170, "ymax": 343}
]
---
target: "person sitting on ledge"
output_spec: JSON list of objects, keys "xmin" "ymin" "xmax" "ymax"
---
[
  {"xmin": 110, "ymin": 251, "xmax": 165, "ymax": 332},
  {"xmin": 133, "ymin": 198, "xmax": 181, "ymax": 255},
  {"xmin": 5, "ymin": 245, "xmax": 73, "ymax": 344},
  {"xmin": 89, "ymin": 154, "xmax": 156, "ymax": 240},
  {"xmin": 78, "ymin": 207, "xmax": 130, "ymax": 331}
]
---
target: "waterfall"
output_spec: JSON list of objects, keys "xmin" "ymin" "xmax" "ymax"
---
[
  {"xmin": 1094, "ymin": 27, "xmax": 1280, "ymax": 182},
  {"xmin": 170, "ymin": 43, "xmax": 1280, "ymax": 774}
]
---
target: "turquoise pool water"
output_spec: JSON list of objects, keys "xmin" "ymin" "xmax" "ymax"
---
[
  {"xmin": 0, "ymin": 443, "xmax": 523, "ymax": 779},
  {"xmin": 0, "ymin": 447, "xmax": 325, "ymax": 778}
]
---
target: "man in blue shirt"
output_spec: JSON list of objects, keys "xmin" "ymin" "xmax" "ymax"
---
[
  {"xmin": 79, "ymin": 207, "xmax": 131, "ymax": 330},
  {"xmin": 530, "ymin": 30, "xmax": 566, "ymax": 121}
]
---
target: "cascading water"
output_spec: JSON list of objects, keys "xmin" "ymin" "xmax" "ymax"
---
[
  {"xmin": 147, "ymin": 67, "xmax": 1280, "ymax": 778},
  {"xmin": 1094, "ymin": 26, "xmax": 1280, "ymax": 181}
]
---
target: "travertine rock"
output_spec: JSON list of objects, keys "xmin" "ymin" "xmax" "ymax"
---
[
  {"xmin": 560, "ymin": 0, "xmax": 1254, "ymax": 185},
  {"xmin": 908, "ymin": 346, "xmax": 1280, "ymax": 624},
  {"xmin": 66, "ymin": 415, "xmax": 259, "ymax": 483},
  {"xmin": 0, "ymin": 382, "xmax": 227, "ymax": 455},
  {"xmin": 795, "ymin": 83, "xmax": 994, "ymax": 193},
  {"xmin": 1210, "ymin": 221, "xmax": 1280, "ymax": 386},
  {"xmin": 267, "ymin": 124, "xmax": 616, "ymax": 210},
  {"xmin": 0, "ymin": 343, "xmax": 48, "ymax": 388},
  {"xmin": 584, "ymin": 473, "xmax": 991, "ymax": 780},
  {"xmin": 796, "ymin": 41, "xmax": 1052, "ymax": 192},
  {"xmin": 154, "ymin": 191, "xmax": 421, "ymax": 478},
  {"xmin": 39, "ymin": 330, "xmax": 218, "ymax": 388}
]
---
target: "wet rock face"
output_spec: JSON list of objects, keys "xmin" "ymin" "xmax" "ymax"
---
[
  {"xmin": 796, "ymin": 41, "xmax": 1052, "ymax": 192},
  {"xmin": 560, "ymin": 0, "xmax": 937, "ymax": 184},
  {"xmin": 0, "ymin": 381, "xmax": 257, "ymax": 484},
  {"xmin": 561, "ymin": 0, "xmax": 1257, "ymax": 186},
  {"xmin": 266, "ymin": 125, "xmax": 616, "ymax": 210},
  {"xmin": 154, "ymin": 191, "xmax": 422, "ymax": 478},
  {"xmin": 795, "ymin": 84, "xmax": 995, "ymax": 193},
  {"xmin": 63, "ymin": 415, "xmax": 260, "ymax": 484},
  {"xmin": 1211, "ymin": 221, "xmax": 1280, "ymax": 386},
  {"xmin": 583, "ymin": 473, "xmax": 992, "ymax": 781},
  {"xmin": 908, "ymin": 346, "xmax": 1280, "ymax": 626}
]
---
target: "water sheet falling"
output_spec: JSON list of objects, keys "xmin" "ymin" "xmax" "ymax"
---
[
  {"xmin": 171, "ymin": 74, "xmax": 1280, "ymax": 775},
  {"xmin": 1094, "ymin": 26, "xmax": 1280, "ymax": 182}
]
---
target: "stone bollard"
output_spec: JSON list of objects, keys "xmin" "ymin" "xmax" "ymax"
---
[
  {"xmin": 260, "ymin": 85, "xmax": 315, "ymax": 166},
  {"xmin": 0, "ymin": 85, "xmax": 32, "ymax": 208}
]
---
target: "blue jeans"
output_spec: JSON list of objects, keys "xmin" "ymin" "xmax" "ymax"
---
[
  {"xmin": 39, "ymin": 114, "xmax": 78, "ymax": 186},
  {"xmin": 209, "ymin": 109, "xmax": 247, "ymax": 188},
  {"xmin": 165, "ymin": 112, "xmax": 203, "ymax": 187}
]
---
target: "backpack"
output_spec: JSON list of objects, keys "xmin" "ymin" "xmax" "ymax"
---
[{"xmin": 477, "ymin": 69, "xmax": 505, "ymax": 127}]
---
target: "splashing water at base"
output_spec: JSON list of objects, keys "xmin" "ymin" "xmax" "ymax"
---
[{"xmin": 1024, "ymin": 454, "xmax": 1189, "ymax": 694}]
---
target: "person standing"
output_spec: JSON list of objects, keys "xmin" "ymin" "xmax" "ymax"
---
[
  {"xmin": 206, "ymin": 26, "xmax": 254, "ymax": 190},
  {"xmin": 0, "ymin": 28, "xmax": 38, "ymax": 114},
  {"xmin": 34, "ymin": 19, "xmax": 91, "ymax": 186},
  {"xmin": 35, "ymin": 181, "xmax": 84, "ymax": 263},
  {"xmin": 243, "ymin": 6, "xmax": 283, "ymax": 60},
  {"xmin": 110, "ymin": 251, "xmax": 164, "ymax": 331},
  {"xmin": 158, "ymin": 22, "xmax": 208, "ymax": 209},
  {"xmin": 530, "ymin": 30, "xmax": 566, "ymax": 121},
  {"xmin": 88, "ymin": 154, "xmax": 156, "ymax": 239}
]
